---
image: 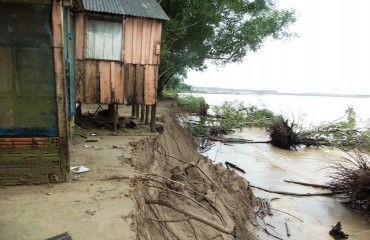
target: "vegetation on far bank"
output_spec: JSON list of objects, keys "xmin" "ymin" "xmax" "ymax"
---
[{"xmin": 176, "ymin": 95, "xmax": 370, "ymax": 151}]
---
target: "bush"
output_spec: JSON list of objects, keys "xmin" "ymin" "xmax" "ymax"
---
[
  {"xmin": 213, "ymin": 101, "xmax": 276, "ymax": 129},
  {"xmin": 177, "ymin": 96, "xmax": 209, "ymax": 116}
]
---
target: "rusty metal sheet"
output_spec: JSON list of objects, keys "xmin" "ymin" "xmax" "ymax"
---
[
  {"xmin": 99, "ymin": 61, "xmax": 112, "ymax": 103},
  {"xmin": 135, "ymin": 65, "xmax": 144, "ymax": 104},
  {"xmin": 124, "ymin": 64, "xmax": 135, "ymax": 104},
  {"xmin": 124, "ymin": 17, "xmax": 134, "ymax": 63},
  {"xmin": 142, "ymin": 19, "xmax": 152, "ymax": 65},
  {"xmin": 148, "ymin": 21, "xmax": 156, "ymax": 65},
  {"xmin": 75, "ymin": 60, "xmax": 84, "ymax": 102},
  {"xmin": 153, "ymin": 21, "xmax": 162, "ymax": 65},
  {"xmin": 84, "ymin": 60, "xmax": 99, "ymax": 103},
  {"xmin": 75, "ymin": 13, "xmax": 85, "ymax": 60},
  {"xmin": 110, "ymin": 62, "xmax": 124, "ymax": 103},
  {"xmin": 144, "ymin": 65, "xmax": 156, "ymax": 105}
]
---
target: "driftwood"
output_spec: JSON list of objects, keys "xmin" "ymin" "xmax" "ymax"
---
[
  {"xmin": 145, "ymin": 198, "xmax": 234, "ymax": 235},
  {"xmin": 284, "ymin": 180, "xmax": 331, "ymax": 189},
  {"xmin": 251, "ymin": 185, "xmax": 336, "ymax": 197},
  {"xmin": 225, "ymin": 161, "xmax": 246, "ymax": 174},
  {"xmin": 329, "ymin": 222, "xmax": 349, "ymax": 240},
  {"xmin": 285, "ymin": 222, "xmax": 291, "ymax": 237},
  {"xmin": 222, "ymin": 138, "xmax": 252, "ymax": 143}
]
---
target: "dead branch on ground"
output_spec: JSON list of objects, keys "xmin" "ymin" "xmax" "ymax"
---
[
  {"xmin": 284, "ymin": 180, "xmax": 331, "ymax": 189},
  {"xmin": 251, "ymin": 185, "xmax": 336, "ymax": 197},
  {"xmin": 145, "ymin": 198, "xmax": 235, "ymax": 235}
]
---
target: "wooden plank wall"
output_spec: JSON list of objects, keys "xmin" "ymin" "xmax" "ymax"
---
[
  {"xmin": 76, "ymin": 15, "xmax": 162, "ymax": 105},
  {"xmin": 124, "ymin": 17, "xmax": 162, "ymax": 65}
]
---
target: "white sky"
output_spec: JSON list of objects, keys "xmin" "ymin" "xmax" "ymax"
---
[{"xmin": 185, "ymin": 0, "xmax": 370, "ymax": 94}]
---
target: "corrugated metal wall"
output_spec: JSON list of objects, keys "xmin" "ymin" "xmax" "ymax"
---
[{"xmin": 75, "ymin": 14, "xmax": 162, "ymax": 105}]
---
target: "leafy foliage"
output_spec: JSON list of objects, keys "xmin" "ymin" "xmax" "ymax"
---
[
  {"xmin": 177, "ymin": 95, "xmax": 209, "ymax": 116},
  {"xmin": 157, "ymin": 0, "xmax": 296, "ymax": 95},
  {"xmin": 213, "ymin": 101, "xmax": 275, "ymax": 129},
  {"xmin": 303, "ymin": 106, "xmax": 370, "ymax": 150}
]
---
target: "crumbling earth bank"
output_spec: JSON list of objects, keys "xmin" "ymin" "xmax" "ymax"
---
[{"xmin": 129, "ymin": 108, "xmax": 257, "ymax": 239}]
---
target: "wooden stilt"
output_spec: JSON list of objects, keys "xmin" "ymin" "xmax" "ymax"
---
[
  {"xmin": 131, "ymin": 104, "xmax": 136, "ymax": 117},
  {"xmin": 135, "ymin": 104, "xmax": 140, "ymax": 119},
  {"xmin": 145, "ymin": 105, "xmax": 150, "ymax": 125},
  {"xmin": 140, "ymin": 104, "xmax": 145, "ymax": 122},
  {"xmin": 108, "ymin": 103, "xmax": 118, "ymax": 132},
  {"xmin": 76, "ymin": 103, "xmax": 82, "ymax": 122},
  {"xmin": 150, "ymin": 103, "xmax": 157, "ymax": 133}
]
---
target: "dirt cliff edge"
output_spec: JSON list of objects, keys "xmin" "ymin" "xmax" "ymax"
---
[{"xmin": 130, "ymin": 106, "xmax": 257, "ymax": 239}]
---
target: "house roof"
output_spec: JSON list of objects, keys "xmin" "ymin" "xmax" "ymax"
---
[{"xmin": 82, "ymin": 0, "xmax": 169, "ymax": 20}]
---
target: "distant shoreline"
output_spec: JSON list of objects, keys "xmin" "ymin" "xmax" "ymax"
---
[{"xmin": 189, "ymin": 87, "xmax": 370, "ymax": 98}]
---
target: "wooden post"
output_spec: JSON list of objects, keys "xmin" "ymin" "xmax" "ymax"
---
[
  {"xmin": 140, "ymin": 104, "xmax": 145, "ymax": 122},
  {"xmin": 75, "ymin": 103, "xmax": 82, "ymax": 122},
  {"xmin": 150, "ymin": 103, "xmax": 157, "ymax": 133},
  {"xmin": 131, "ymin": 104, "xmax": 136, "ymax": 117},
  {"xmin": 52, "ymin": 0, "xmax": 69, "ymax": 178},
  {"xmin": 145, "ymin": 105, "xmax": 150, "ymax": 125},
  {"xmin": 108, "ymin": 103, "xmax": 118, "ymax": 132},
  {"xmin": 135, "ymin": 104, "xmax": 140, "ymax": 119}
]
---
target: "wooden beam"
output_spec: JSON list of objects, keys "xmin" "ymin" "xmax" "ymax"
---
[{"xmin": 52, "ymin": 0, "xmax": 67, "ymax": 138}]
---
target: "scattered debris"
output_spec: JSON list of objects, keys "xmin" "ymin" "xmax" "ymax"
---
[
  {"xmin": 86, "ymin": 137, "xmax": 100, "ymax": 142},
  {"xmin": 71, "ymin": 165, "xmax": 90, "ymax": 173},
  {"xmin": 47, "ymin": 232, "xmax": 72, "ymax": 240},
  {"xmin": 328, "ymin": 151, "xmax": 370, "ymax": 213},
  {"xmin": 329, "ymin": 222, "xmax": 349, "ymax": 240},
  {"xmin": 285, "ymin": 222, "xmax": 291, "ymax": 237},
  {"xmin": 78, "ymin": 133, "xmax": 87, "ymax": 139},
  {"xmin": 225, "ymin": 161, "xmax": 246, "ymax": 174},
  {"xmin": 85, "ymin": 210, "xmax": 96, "ymax": 216}
]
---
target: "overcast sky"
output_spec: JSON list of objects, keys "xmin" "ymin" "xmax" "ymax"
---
[{"xmin": 185, "ymin": 0, "xmax": 370, "ymax": 94}]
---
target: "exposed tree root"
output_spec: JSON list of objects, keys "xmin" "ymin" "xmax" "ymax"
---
[{"xmin": 145, "ymin": 198, "xmax": 235, "ymax": 235}]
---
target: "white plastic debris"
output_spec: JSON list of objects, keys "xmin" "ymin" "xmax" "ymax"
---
[{"xmin": 70, "ymin": 165, "xmax": 90, "ymax": 173}]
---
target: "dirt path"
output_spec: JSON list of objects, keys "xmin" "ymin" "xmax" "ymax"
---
[{"xmin": 0, "ymin": 101, "xmax": 258, "ymax": 240}]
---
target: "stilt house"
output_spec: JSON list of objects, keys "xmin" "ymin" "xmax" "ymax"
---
[
  {"xmin": 0, "ymin": 0, "xmax": 168, "ymax": 185},
  {"xmin": 75, "ymin": 0, "xmax": 168, "ymax": 128}
]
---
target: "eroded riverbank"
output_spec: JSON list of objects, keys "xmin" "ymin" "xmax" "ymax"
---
[{"xmin": 203, "ymin": 128, "xmax": 370, "ymax": 239}]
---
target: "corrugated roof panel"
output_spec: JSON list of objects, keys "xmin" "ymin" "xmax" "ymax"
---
[{"xmin": 82, "ymin": 0, "xmax": 169, "ymax": 20}]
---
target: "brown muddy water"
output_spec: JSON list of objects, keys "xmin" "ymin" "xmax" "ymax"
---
[{"xmin": 203, "ymin": 128, "xmax": 370, "ymax": 240}]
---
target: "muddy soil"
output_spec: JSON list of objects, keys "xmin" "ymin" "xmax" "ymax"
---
[{"xmin": 0, "ymin": 101, "xmax": 258, "ymax": 240}]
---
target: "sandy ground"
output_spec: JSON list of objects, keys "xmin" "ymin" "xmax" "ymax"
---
[{"xmin": 0, "ymin": 102, "xmax": 258, "ymax": 240}]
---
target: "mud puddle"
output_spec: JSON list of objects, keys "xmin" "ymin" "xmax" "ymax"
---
[{"xmin": 203, "ymin": 128, "xmax": 369, "ymax": 240}]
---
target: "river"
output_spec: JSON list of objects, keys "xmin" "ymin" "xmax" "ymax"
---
[{"xmin": 181, "ymin": 93, "xmax": 370, "ymax": 239}]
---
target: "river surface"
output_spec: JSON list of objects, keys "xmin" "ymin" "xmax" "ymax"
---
[
  {"xmin": 183, "ymin": 93, "xmax": 370, "ymax": 128},
  {"xmin": 183, "ymin": 93, "xmax": 370, "ymax": 239}
]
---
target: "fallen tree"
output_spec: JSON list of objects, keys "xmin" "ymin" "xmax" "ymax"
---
[{"xmin": 328, "ymin": 150, "xmax": 370, "ymax": 213}]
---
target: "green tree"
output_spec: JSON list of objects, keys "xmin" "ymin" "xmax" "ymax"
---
[{"xmin": 157, "ymin": 0, "xmax": 296, "ymax": 96}]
